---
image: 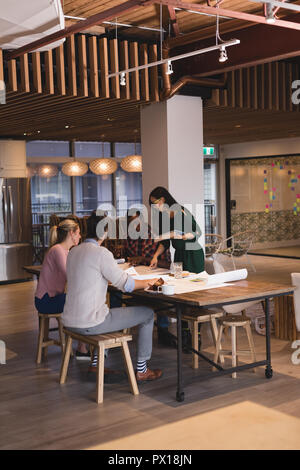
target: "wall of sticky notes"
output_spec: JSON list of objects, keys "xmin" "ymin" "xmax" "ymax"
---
[{"xmin": 230, "ymin": 156, "xmax": 300, "ymax": 214}]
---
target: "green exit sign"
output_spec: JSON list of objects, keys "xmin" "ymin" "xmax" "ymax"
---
[{"xmin": 203, "ymin": 147, "xmax": 214, "ymax": 156}]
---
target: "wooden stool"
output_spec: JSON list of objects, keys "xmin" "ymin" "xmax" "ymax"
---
[
  {"xmin": 157, "ymin": 307, "xmax": 224, "ymax": 369},
  {"xmin": 59, "ymin": 329, "xmax": 139, "ymax": 404},
  {"xmin": 214, "ymin": 315, "xmax": 257, "ymax": 378},
  {"xmin": 36, "ymin": 313, "xmax": 65, "ymax": 364}
]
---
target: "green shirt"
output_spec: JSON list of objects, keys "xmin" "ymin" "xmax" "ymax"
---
[{"xmin": 161, "ymin": 206, "xmax": 204, "ymax": 274}]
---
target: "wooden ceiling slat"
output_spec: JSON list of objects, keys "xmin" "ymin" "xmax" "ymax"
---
[
  {"xmin": 78, "ymin": 35, "xmax": 89, "ymax": 97},
  {"xmin": 89, "ymin": 36, "xmax": 100, "ymax": 97},
  {"xmin": 119, "ymin": 40, "xmax": 131, "ymax": 100},
  {"xmin": 8, "ymin": 60, "xmax": 17, "ymax": 92},
  {"xmin": 140, "ymin": 44, "xmax": 150, "ymax": 101},
  {"xmin": 0, "ymin": 49, "xmax": 3, "ymax": 83},
  {"xmin": 99, "ymin": 37, "xmax": 110, "ymax": 98},
  {"xmin": 67, "ymin": 36, "xmax": 77, "ymax": 96},
  {"xmin": 32, "ymin": 52, "xmax": 42, "ymax": 94},
  {"xmin": 129, "ymin": 41, "xmax": 140, "ymax": 100},
  {"xmin": 45, "ymin": 50, "xmax": 55, "ymax": 95},
  {"xmin": 20, "ymin": 54, "xmax": 30, "ymax": 93},
  {"xmin": 109, "ymin": 38, "xmax": 120, "ymax": 99},
  {"xmin": 56, "ymin": 46, "xmax": 66, "ymax": 95},
  {"xmin": 148, "ymin": 44, "xmax": 159, "ymax": 102}
]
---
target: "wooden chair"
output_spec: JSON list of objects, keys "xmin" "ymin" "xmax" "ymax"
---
[
  {"xmin": 36, "ymin": 313, "xmax": 65, "ymax": 364},
  {"xmin": 59, "ymin": 329, "xmax": 139, "ymax": 404},
  {"xmin": 214, "ymin": 314, "xmax": 257, "ymax": 378},
  {"xmin": 157, "ymin": 307, "xmax": 224, "ymax": 369}
]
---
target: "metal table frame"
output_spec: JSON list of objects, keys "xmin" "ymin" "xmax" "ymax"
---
[{"xmin": 124, "ymin": 286, "xmax": 294, "ymax": 402}]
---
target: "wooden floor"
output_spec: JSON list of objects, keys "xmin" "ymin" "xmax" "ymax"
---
[
  {"xmin": 250, "ymin": 245, "xmax": 300, "ymax": 259},
  {"xmin": 1, "ymin": 255, "xmax": 300, "ymax": 450}
]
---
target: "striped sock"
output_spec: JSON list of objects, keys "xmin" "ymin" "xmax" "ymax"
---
[
  {"xmin": 136, "ymin": 360, "xmax": 147, "ymax": 374},
  {"xmin": 91, "ymin": 352, "xmax": 98, "ymax": 367}
]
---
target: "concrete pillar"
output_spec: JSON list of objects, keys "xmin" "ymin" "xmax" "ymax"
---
[{"xmin": 140, "ymin": 94, "xmax": 204, "ymax": 247}]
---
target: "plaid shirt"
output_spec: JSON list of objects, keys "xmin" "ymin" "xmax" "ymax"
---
[{"xmin": 124, "ymin": 225, "xmax": 171, "ymax": 263}]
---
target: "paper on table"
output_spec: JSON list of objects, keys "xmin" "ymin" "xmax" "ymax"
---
[
  {"xmin": 125, "ymin": 267, "xmax": 139, "ymax": 276},
  {"xmin": 191, "ymin": 269, "xmax": 248, "ymax": 286}
]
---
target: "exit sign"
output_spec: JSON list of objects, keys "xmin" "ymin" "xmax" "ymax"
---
[{"xmin": 203, "ymin": 147, "xmax": 214, "ymax": 156}]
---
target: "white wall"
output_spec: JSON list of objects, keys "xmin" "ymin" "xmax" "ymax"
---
[{"xmin": 141, "ymin": 95, "xmax": 205, "ymax": 247}]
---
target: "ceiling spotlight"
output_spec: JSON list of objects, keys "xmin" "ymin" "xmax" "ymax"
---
[
  {"xmin": 166, "ymin": 60, "xmax": 173, "ymax": 75},
  {"xmin": 265, "ymin": 3, "xmax": 275, "ymax": 23},
  {"xmin": 120, "ymin": 72, "xmax": 126, "ymax": 86},
  {"xmin": 219, "ymin": 46, "xmax": 228, "ymax": 63}
]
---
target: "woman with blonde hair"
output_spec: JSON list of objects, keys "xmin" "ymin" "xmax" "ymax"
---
[
  {"xmin": 35, "ymin": 219, "xmax": 81, "ymax": 314},
  {"xmin": 35, "ymin": 219, "xmax": 90, "ymax": 359}
]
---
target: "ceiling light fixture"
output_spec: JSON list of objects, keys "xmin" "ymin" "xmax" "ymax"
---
[
  {"xmin": 250, "ymin": 0, "xmax": 300, "ymax": 13},
  {"xmin": 107, "ymin": 39, "xmax": 240, "ymax": 80},
  {"xmin": 121, "ymin": 130, "xmax": 142, "ymax": 173},
  {"xmin": 166, "ymin": 60, "xmax": 173, "ymax": 75},
  {"xmin": 89, "ymin": 139, "xmax": 118, "ymax": 175},
  {"xmin": 265, "ymin": 2, "xmax": 276, "ymax": 23},
  {"xmin": 62, "ymin": 160, "xmax": 88, "ymax": 176},
  {"xmin": 38, "ymin": 164, "xmax": 58, "ymax": 178},
  {"xmin": 120, "ymin": 72, "xmax": 126, "ymax": 86},
  {"xmin": 219, "ymin": 46, "xmax": 228, "ymax": 63}
]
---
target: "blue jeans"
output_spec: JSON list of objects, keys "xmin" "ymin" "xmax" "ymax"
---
[{"xmin": 35, "ymin": 293, "xmax": 66, "ymax": 314}]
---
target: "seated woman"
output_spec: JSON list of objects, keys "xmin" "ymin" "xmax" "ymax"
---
[
  {"xmin": 62, "ymin": 212, "xmax": 163, "ymax": 383},
  {"xmin": 34, "ymin": 218, "xmax": 88, "ymax": 359}
]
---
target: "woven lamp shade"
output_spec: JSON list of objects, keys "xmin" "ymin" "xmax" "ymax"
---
[
  {"xmin": 38, "ymin": 164, "xmax": 58, "ymax": 178},
  {"xmin": 89, "ymin": 158, "xmax": 118, "ymax": 175},
  {"xmin": 62, "ymin": 161, "xmax": 88, "ymax": 176},
  {"xmin": 120, "ymin": 155, "xmax": 142, "ymax": 172}
]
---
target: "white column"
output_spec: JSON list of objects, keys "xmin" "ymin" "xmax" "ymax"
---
[{"xmin": 140, "ymin": 95, "xmax": 204, "ymax": 247}]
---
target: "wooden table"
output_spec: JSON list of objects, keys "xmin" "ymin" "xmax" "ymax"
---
[
  {"xmin": 123, "ymin": 275, "xmax": 294, "ymax": 402},
  {"xmin": 23, "ymin": 265, "xmax": 42, "ymax": 278}
]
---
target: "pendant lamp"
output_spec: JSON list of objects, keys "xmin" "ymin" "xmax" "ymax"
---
[
  {"xmin": 62, "ymin": 160, "xmax": 88, "ymax": 176},
  {"xmin": 120, "ymin": 130, "xmax": 142, "ymax": 172},
  {"xmin": 38, "ymin": 164, "xmax": 58, "ymax": 178},
  {"xmin": 120, "ymin": 154, "xmax": 142, "ymax": 172},
  {"xmin": 89, "ymin": 140, "xmax": 118, "ymax": 175}
]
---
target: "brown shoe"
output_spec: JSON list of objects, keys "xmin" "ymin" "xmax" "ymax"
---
[{"xmin": 136, "ymin": 368, "xmax": 163, "ymax": 382}]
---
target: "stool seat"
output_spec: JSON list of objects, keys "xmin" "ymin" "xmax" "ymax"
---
[
  {"xmin": 36, "ymin": 313, "xmax": 65, "ymax": 364},
  {"xmin": 59, "ymin": 328, "xmax": 139, "ymax": 404},
  {"xmin": 214, "ymin": 314, "xmax": 257, "ymax": 378},
  {"xmin": 220, "ymin": 315, "xmax": 251, "ymax": 326},
  {"xmin": 157, "ymin": 307, "xmax": 224, "ymax": 369}
]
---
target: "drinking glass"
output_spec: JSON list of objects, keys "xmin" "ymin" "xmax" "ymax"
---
[{"xmin": 173, "ymin": 262, "xmax": 183, "ymax": 279}]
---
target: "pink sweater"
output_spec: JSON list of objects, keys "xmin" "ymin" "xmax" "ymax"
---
[{"xmin": 35, "ymin": 244, "xmax": 69, "ymax": 299}]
